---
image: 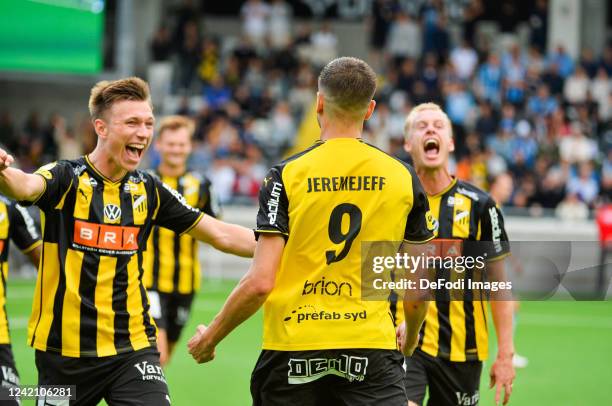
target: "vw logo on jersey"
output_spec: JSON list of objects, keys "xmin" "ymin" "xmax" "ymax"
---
[{"xmin": 104, "ymin": 204, "xmax": 122, "ymax": 221}]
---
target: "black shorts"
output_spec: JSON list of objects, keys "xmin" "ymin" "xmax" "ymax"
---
[
  {"xmin": 35, "ymin": 346, "xmax": 170, "ymax": 406},
  {"xmin": 148, "ymin": 290, "xmax": 195, "ymax": 342},
  {"xmin": 251, "ymin": 349, "xmax": 406, "ymax": 406},
  {"xmin": 0, "ymin": 344, "xmax": 20, "ymax": 406},
  {"xmin": 404, "ymin": 349, "xmax": 482, "ymax": 406}
]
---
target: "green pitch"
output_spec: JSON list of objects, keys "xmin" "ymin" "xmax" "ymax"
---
[{"xmin": 6, "ymin": 278, "xmax": 612, "ymax": 405}]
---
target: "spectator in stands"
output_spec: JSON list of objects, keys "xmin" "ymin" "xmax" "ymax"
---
[
  {"xmin": 176, "ymin": 20, "xmax": 201, "ymax": 92},
  {"xmin": 580, "ymin": 48, "xmax": 599, "ymax": 78},
  {"xmin": 567, "ymin": 162, "xmax": 600, "ymax": 207},
  {"xmin": 203, "ymin": 76, "xmax": 232, "ymax": 111},
  {"xmin": 198, "ymin": 38, "xmax": 220, "ymax": 86},
  {"xmin": 528, "ymin": 0, "xmax": 548, "ymax": 52},
  {"xmin": 387, "ymin": 12, "xmax": 421, "ymax": 64},
  {"xmin": 476, "ymin": 53, "xmax": 503, "ymax": 106},
  {"xmin": 527, "ymin": 84, "xmax": 558, "ymax": 118},
  {"xmin": 599, "ymin": 45, "xmax": 612, "ymax": 76},
  {"xmin": 590, "ymin": 68, "xmax": 611, "ymax": 119},
  {"xmin": 240, "ymin": 0, "xmax": 270, "ymax": 48},
  {"xmin": 309, "ymin": 21, "xmax": 338, "ymax": 68},
  {"xmin": 548, "ymin": 45, "xmax": 574, "ymax": 79},
  {"xmin": 268, "ymin": 0, "xmax": 292, "ymax": 50},
  {"xmin": 564, "ymin": 66, "xmax": 590, "ymax": 105},
  {"xmin": 450, "ymin": 39, "xmax": 478, "ymax": 81},
  {"xmin": 150, "ymin": 25, "xmax": 173, "ymax": 62},
  {"xmin": 368, "ymin": 0, "xmax": 395, "ymax": 71},
  {"xmin": 559, "ymin": 122, "xmax": 597, "ymax": 164},
  {"xmin": 556, "ymin": 192, "xmax": 589, "ymax": 220}
]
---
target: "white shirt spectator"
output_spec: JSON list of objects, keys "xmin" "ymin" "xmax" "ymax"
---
[
  {"xmin": 241, "ymin": 0, "xmax": 270, "ymax": 46},
  {"xmin": 387, "ymin": 14, "xmax": 421, "ymax": 60},
  {"xmin": 559, "ymin": 129, "xmax": 597, "ymax": 164},
  {"xmin": 564, "ymin": 67, "xmax": 590, "ymax": 104},
  {"xmin": 450, "ymin": 43, "xmax": 479, "ymax": 81},
  {"xmin": 555, "ymin": 194, "xmax": 589, "ymax": 220},
  {"xmin": 310, "ymin": 24, "xmax": 338, "ymax": 66},
  {"xmin": 268, "ymin": 0, "xmax": 292, "ymax": 49}
]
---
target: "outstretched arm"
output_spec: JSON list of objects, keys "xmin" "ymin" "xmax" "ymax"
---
[
  {"xmin": 488, "ymin": 259, "xmax": 515, "ymax": 406},
  {"xmin": 0, "ymin": 149, "xmax": 45, "ymax": 202},
  {"xmin": 188, "ymin": 234, "xmax": 284, "ymax": 363},
  {"xmin": 187, "ymin": 214, "xmax": 256, "ymax": 257}
]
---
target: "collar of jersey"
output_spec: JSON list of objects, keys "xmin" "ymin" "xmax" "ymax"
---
[
  {"xmin": 319, "ymin": 137, "xmax": 363, "ymax": 143},
  {"xmin": 428, "ymin": 177, "xmax": 457, "ymax": 198},
  {"xmin": 84, "ymin": 155, "xmax": 132, "ymax": 185}
]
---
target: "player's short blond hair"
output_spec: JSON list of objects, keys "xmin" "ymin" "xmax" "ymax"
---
[
  {"xmin": 88, "ymin": 77, "xmax": 151, "ymax": 120},
  {"xmin": 404, "ymin": 102, "xmax": 452, "ymax": 139},
  {"xmin": 157, "ymin": 115, "xmax": 195, "ymax": 139}
]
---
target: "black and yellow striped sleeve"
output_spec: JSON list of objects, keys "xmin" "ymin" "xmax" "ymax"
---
[
  {"xmin": 21, "ymin": 161, "xmax": 73, "ymax": 211},
  {"xmin": 255, "ymin": 166, "xmax": 289, "ymax": 240},
  {"xmin": 479, "ymin": 197, "xmax": 510, "ymax": 261},
  {"xmin": 8, "ymin": 202, "xmax": 40, "ymax": 252},
  {"xmin": 153, "ymin": 176, "xmax": 203, "ymax": 235}
]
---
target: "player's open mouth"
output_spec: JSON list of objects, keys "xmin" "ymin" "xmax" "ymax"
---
[
  {"xmin": 423, "ymin": 138, "xmax": 439, "ymax": 158},
  {"xmin": 125, "ymin": 144, "xmax": 145, "ymax": 160}
]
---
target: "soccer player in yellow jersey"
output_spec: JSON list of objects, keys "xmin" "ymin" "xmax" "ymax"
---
[
  {"xmin": 0, "ymin": 77, "xmax": 255, "ymax": 405},
  {"xmin": 188, "ymin": 57, "xmax": 435, "ymax": 405},
  {"xmin": 0, "ymin": 194, "xmax": 41, "ymax": 405},
  {"xmin": 143, "ymin": 115, "xmax": 220, "ymax": 366},
  {"xmin": 401, "ymin": 103, "xmax": 515, "ymax": 406}
]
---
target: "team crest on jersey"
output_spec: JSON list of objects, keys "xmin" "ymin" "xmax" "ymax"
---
[
  {"xmin": 426, "ymin": 210, "xmax": 438, "ymax": 232},
  {"xmin": 104, "ymin": 204, "xmax": 122, "ymax": 221},
  {"xmin": 133, "ymin": 194, "xmax": 147, "ymax": 213}
]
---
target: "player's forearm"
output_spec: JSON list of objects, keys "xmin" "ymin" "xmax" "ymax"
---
[
  {"xmin": 205, "ymin": 270, "xmax": 273, "ymax": 346},
  {"xmin": 402, "ymin": 299, "xmax": 428, "ymax": 350},
  {"xmin": 190, "ymin": 215, "xmax": 256, "ymax": 257},
  {"xmin": 0, "ymin": 168, "xmax": 43, "ymax": 202},
  {"xmin": 213, "ymin": 222, "xmax": 256, "ymax": 257},
  {"xmin": 490, "ymin": 300, "xmax": 515, "ymax": 359}
]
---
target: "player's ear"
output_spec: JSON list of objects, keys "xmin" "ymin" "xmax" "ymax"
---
[
  {"xmin": 93, "ymin": 118, "xmax": 107, "ymax": 140},
  {"xmin": 316, "ymin": 92, "xmax": 324, "ymax": 115},
  {"xmin": 403, "ymin": 136, "xmax": 412, "ymax": 153},
  {"xmin": 364, "ymin": 100, "xmax": 376, "ymax": 121},
  {"xmin": 449, "ymin": 134, "xmax": 455, "ymax": 152}
]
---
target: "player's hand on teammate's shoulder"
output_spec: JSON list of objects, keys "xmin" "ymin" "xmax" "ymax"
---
[
  {"xmin": 489, "ymin": 354, "xmax": 515, "ymax": 405},
  {"xmin": 187, "ymin": 324, "xmax": 216, "ymax": 364},
  {"xmin": 0, "ymin": 148, "xmax": 15, "ymax": 172}
]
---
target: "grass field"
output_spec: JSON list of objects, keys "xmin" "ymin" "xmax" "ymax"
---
[{"xmin": 6, "ymin": 278, "xmax": 612, "ymax": 405}]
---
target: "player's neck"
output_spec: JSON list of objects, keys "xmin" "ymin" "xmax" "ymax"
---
[
  {"xmin": 416, "ymin": 167, "xmax": 454, "ymax": 196},
  {"xmin": 157, "ymin": 162, "xmax": 186, "ymax": 178},
  {"xmin": 319, "ymin": 119, "xmax": 363, "ymax": 141},
  {"xmin": 88, "ymin": 148, "xmax": 127, "ymax": 182}
]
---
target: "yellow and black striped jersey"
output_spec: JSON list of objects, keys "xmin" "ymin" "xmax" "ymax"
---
[
  {"xmin": 255, "ymin": 138, "xmax": 434, "ymax": 351},
  {"xmin": 143, "ymin": 170, "xmax": 218, "ymax": 294},
  {"xmin": 22, "ymin": 156, "xmax": 203, "ymax": 357},
  {"xmin": 395, "ymin": 178, "xmax": 510, "ymax": 362},
  {"xmin": 0, "ymin": 195, "xmax": 41, "ymax": 344}
]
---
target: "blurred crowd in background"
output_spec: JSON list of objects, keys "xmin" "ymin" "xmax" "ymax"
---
[{"xmin": 2, "ymin": 0, "xmax": 612, "ymax": 219}]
